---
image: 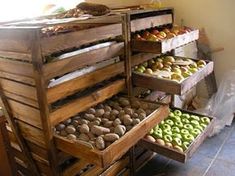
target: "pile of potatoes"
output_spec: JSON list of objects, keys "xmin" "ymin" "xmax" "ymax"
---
[{"xmin": 55, "ymin": 97, "xmax": 158, "ymax": 150}]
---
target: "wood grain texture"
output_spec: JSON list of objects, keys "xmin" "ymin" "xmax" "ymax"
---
[
  {"xmin": 43, "ymin": 42, "xmax": 124, "ymax": 80},
  {"xmin": 62, "ymin": 159, "xmax": 88, "ymax": 176},
  {"xmin": 41, "ymin": 24, "xmax": 122, "ymax": 56},
  {"xmin": 50, "ymin": 79, "xmax": 126, "ymax": 126},
  {"xmin": 47, "ymin": 61, "xmax": 125, "ymax": 103}
]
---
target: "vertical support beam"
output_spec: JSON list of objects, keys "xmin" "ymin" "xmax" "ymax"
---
[{"xmin": 31, "ymin": 30, "xmax": 59, "ymax": 176}]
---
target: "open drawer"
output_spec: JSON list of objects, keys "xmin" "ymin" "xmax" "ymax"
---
[
  {"xmin": 54, "ymin": 98, "xmax": 169, "ymax": 168},
  {"xmin": 138, "ymin": 108, "xmax": 215, "ymax": 163},
  {"xmin": 131, "ymin": 29, "xmax": 199, "ymax": 53},
  {"xmin": 132, "ymin": 57, "xmax": 214, "ymax": 95}
]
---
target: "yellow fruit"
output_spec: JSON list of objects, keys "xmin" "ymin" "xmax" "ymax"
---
[
  {"xmin": 144, "ymin": 68, "xmax": 153, "ymax": 74},
  {"xmin": 171, "ymin": 73, "xmax": 184, "ymax": 82},
  {"xmin": 164, "ymin": 56, "xmax": 175, "ymax": 63}
]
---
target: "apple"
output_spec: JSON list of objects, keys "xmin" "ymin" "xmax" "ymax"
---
[
  {"xmin": 190, "ymin": 120, "xmax": 200, "ymax": 127},
  {"xmin": 183, "ymin": 134, "xmax": 195, "ymax": 143},
  {"xmin": 181, "ymin": 113, "xmax": 190, "ymax": 119},
  {"xmin": 172, "ymin": 126, "xmax": 180, "ymax": 133},
  {"xmin": 172, "ymin": 67, "xmax": 182, "ymax": 75},
  {"xmin": 190, "ymin": 115, "xmax": 200, "ymax": 121},
  {"xmin": 152, "ymin": 130, "xmax": 163, "ymax": 139},
  {"xmin": 152, "ymin": 62, "xmax": 164, "ymax": 70},
  {"xmin": 197, "ymin": 60, "xmax": 206, "ymax": 67},
  {"xmin": 182, "ymin": 71, "xmax": 192, "ymax": 78},
  {"xmin": 181, "ymin": 128, "xmax": 189, "ymax": 135},
  {"xmin": 181, "ymin": 118, "xmax": 190, "ymax": 124},
  {"xmin": 156, "ymin": 139, "xmax": 165, "ymax": 146},
  {"xmin": 169, "ymin": 112, "xmax": 175, "ymax": 118},
  {"xmin": 163, "ymin": 129, "xmax": 172, "ymax": 136},
  {"xmin": 155, "ymin": 58, "xmax": 163, "ymax": 63},
  {"xmin": 190, "ymin": 128, "xmax": 201, "ymax": 137},
  {"xmin": 162, "ymin": 123, "xmax": 171, "ymax": 130},
  {"xmin": 200, "ymin": 117, "xmax": 210, "ymax": 125},
  {"xmin": 159, "ymin": 31, "xmax": 167, "ymax": 38},
  {"xmin": 165, "ymin": 142, "xmax": 173, "ymax": 148},
  {"xmin": 139, "ymin": 65, "xmax": 146, "ymax": 71},
  {"xmin": 172, "ymin": 137, "xmax": 182, "ymax": 146},
  {"xmin": 163, "ymin": 28, "xmax": 171, "ymax": 34},
  {"xmin": 164, "ymin": 56, "xmax": 175, "ymax": 63},
  {"xmin": 146, "ymin": 33, "xmax": 159, "ymax": 42},
  {"xmin": 151, "ymin": 29, "xmax": 160, "ymax": 36},
  {"xmin": 149, "ymin": 128, "xmax": 154, "ymax": 135},
  {"xmin": 142, "ymin": 31, "xmax": 150, "ymax": 39},
  {"xmin": 144, "ymin": 68, "xmax": 153, "ymax": 74},
  {"xmin": 153, "ymin": 125, "xmax": 160, "ymax": 131},
  {"xmin": 184, "ymin": 124, "xmax": 194, "ymax": 131},
  {"xmin": 136, "ymin": 68, "xmax": 144, "ymax": 73},
  {"xmin": 180, "ymin": 66, "xmax": 189, "ymax": 73},
  {"xmin": 172, "ymin": 133, "xmax": 182, "ymax": 139},
  {"xmin": 165, "ymin": 119, "xmax": 174, "ymax": 126},
  {"xmin": 148, "ymin": 59, "xmax": 155, "ymax": 67},
  {"xmin": 174, "ymin": 145, "xmax": 184, "ymax": 153},
  {"xmin": 134, "ymin": 34, "xmax": 145, "ymax": 41},
  {"xmin": 189, "ymin": 67, "xmax": 198, "ymax": 73},
  {"xmin": 166, "ymin": 32, "xmax": 176, "ymax": 39},
  {"xmin": 170, "ymin": 116, "xmax": 181, "ymax": 123},
  {"xmin": 194, "ymin": 124, "xmax": 204, "ymax": 131},
  {"xmin": 174, "ymin": 109, "xmax": 182, "ymax": 116},
  {"xmin": 182, "ymin": 141, "xmax": 190, "ymax": 151},
  {"xmin": 200, "ymin": 123, "xmax": 207, "ymax": 129},
  {"xmin": 162, "ymin": 67, "xmax": 171, "ymax": 72},
  {"xmin": 163, "ymin": 134, "xmax": 173, "ymax": 143},
  {"xmin": 175, "ymin": 121, "xmax": 184, "ymax": 128}
]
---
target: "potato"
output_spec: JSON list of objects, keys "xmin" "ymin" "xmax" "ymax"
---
[
  {"xmin": 123, "ymin": 115, "xmax": 133, "ymax": 126},
  {"xmin": 78, "ymin": 133, "xmax": 90, "ymax": 142},
  {"xmin": 87, "ymin": 132, "xmax": 96, "ymax": 141},
  {"xmin": 101, "ymin": 118, "xmax": 109, "ymax": 124},
  {"xmin": 65, "ymin": 125, "xmax": 76, "ymax": 134},
  {"xmin": 78, "ymin": 119, "xmax": 89, "ymax": 125},
  {"xmin": 124, "ymin": 107, "xmax": 133, "ymax": 115},
  {"xmin": 71, "ymin": 120, "xmax": 79, "ymax": 127},
  {"xmin": 89, "ymin": 141, "xmax": 95, "ymax": 147},
  {"xmin": 95, "ymin": 117, "xmax": 102, "ymax": 122},
  {"xmin": 60, "ymin": 130, "xmax": 67, "ymax": 137},
  {"xmin": 119, "ymin": 98, "xmax": 130, "ymax": 107},
  {"xmin": 97, "ymin": 104, "xmax": 104, "ymax": 109},
  {"xmin": 56, "ymin": 123, "xmax": 65, "ymax": 131},
  {"xmin": 95, "ymin": 109, "xmax": 105, "ymax": 117},
  {"xmin": 113, "ymin": 105, "xmax": 122, "ymax": 111},
  {"xmin": 138, "ymin": 112, "xmax": 146, "ymax": 120},
  {"xmin": 104, "ymin": 105, "xmax": 112, "ymax": 112},
  {"xmin": 146, "ymin": 109, "xmax": 152, "ymax": 116},
  {"xmin": 103, "ymin": 111, "xmax": 111, "ymax": 119},
  {"xmin": 131, "ymin": 113, "xmax": 139, "ymax": 119},
  {"xmin": 131, "ymin": 100, "xmax": 141, "ymax": 109},
  {"xmin": 84, "ymin": 113, "xmax": 95, "ymax": 121},
  {"xmin": 110, "ymin": 109, "xmax": 119, "ymax": 117},
  {"xmin": 113, "ymin": 118, "xmax": 122, "ymax": 126},
  {"xmin": 87, "ymin": 108, "xmax": 96, "ymax": 114},
  {"xmin": 114, "ymin": 125, "xmax": 126, "ymax": 137},
  {"xmin": 141, "ymin": 103, "xmax": 149, "ymax": 110},
  {"xmin": 145, "ymin": 135, "xmax": 156, "ymax": 143},
  {"xmin": 104, "ymin": 133, "xmax": 119, "ymax": 142},
  {"xmin": 126, "ymin": 125, "xmax": 133, "ymax": 131},
  {"xmin": 67, "ymin": 134, "xmax": 77, "ymax": 140},
  {"xmin": 95, "ymin": 136, "xmax": 105, "ymax": 150},
  {"xmin": 109, "ymin": 115, "xmax": 116, "ymax": 121},
  {"xmin": 103, "ymin": 121, "xmax": 113, "ymax": 128},
  {"xmin": 136, "ymin": 108, "xmax": 145, "ymax": 114},
  {"xmin": 91, "ymin": 125, "xmax": 110, "ymax": 136},
  {"xmin": 72, "ymin": 116, "xmax": 81, "ymax": 121},
  {"xmin": 88, "ymin": 120, "xmax": 100, "ymax": 128},
  {"xmin": 79, "ymin": 124, "xmax": 89, "ymax": 134},
  {"xmin": 132, "ymin": 118, "xmax": 141, "ymax": 125},
  {"xmin": 107, "ymin": 100, "xmax": 117, "ymax": 107},
  {"xmin": 109, "ymin": 126, "xmax": 115, "ymax": 133},
  {"xmin": 63, "ymin": 118, "xmax": 72, "ymax": 125}
]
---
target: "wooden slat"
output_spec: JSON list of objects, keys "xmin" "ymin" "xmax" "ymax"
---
[
  {"xmin": 47, "ymin": 61, "xmax": 125, "ymax": 103},
  {"xmin": 82, "ymin": 166, "xmax": 103, "ymax": 176},
  {"xmin": 63, "ymin": 159, "xmax": 88, "ymax": 176},
  {"xmin": 41, "ymin": 24, "xmax": 122, "ymax": 56},
  {"xmin": 0, "ymin": 78, "xmax": 37, "ymax": 100},
  {"xmin": 0, "ymin": 71, "xmax": 35, "ymax": 85},
  {"xmin": 43, "ymin": 42, "xmax": 124, "ymax": 80},
  {"xmin": 131, "ymin": 53, "xmax": 159, "ymax": 66},
  {"xmin": 0, "ymin": 28, "xmax": 33, "ymax": 61},
  {"xmin": 131, "ymin": 14, "xmax": 173, "ymax": 32},
  {"xmin": 50, "ymin": 79, "xmax": 126, "ymax": 126},
  {"xmin": 8, "ymin": 99, "xmax": 41, "ymax": 129}
]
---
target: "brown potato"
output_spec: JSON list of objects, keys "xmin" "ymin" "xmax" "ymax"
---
[
  {"xmin": 114, "ymin": 125, "xmax": 126, "ymax": 137},
  {"xmin": 124, "ymin": 107, "xmax": 133, "ymax": 115},
  {"xmin": 132, "ymin": 118, "xmax": 141, "ymax": 125},
  {"xmin": 63, "ymin": 118, "xmax": 72, "ymax": 125},
  {"xmin": 103, "ymin": 121, "xmax": 113, "ymax": 128},
  {"xmin": 87, "ymin": 132, "xmax": 96, "ymax": 141},
  {"xmin": 131, "ymin": 113, "xmax": 139, "ymax": 119},
  {"xmin": 78, "ymin": 133, "xmax": 89, "ymax": 142},
  {"xmin": 113, "ymin": 118, "xmax": 122, "ymax": 126},
  {"xmin": 65, "ymin": 125, "xmax": 76, "ymax": 134},
  {"xmin": 56, "ymin": 123, "xmax": 65, "ymax": 131},
  {"xmin": 84, "ymin": 113, "xmax": 95, "ymax": 121},
  {"xmin": 67, "ymin": 134, "xmax": 77, "ymax": 140},
  {"xmin": 104, "ymin": 105, "xmax": 112, "ymax": 112},
  {"xmin": 95, "ymin": 136, "xmax": 105, "ymax": 150},
  {"xmin": 87, "ymin": 108, "xmax": 96, "ymax": 114},
  {"xmin": 103, "ymin": 111, "xmax": 111, "ymax": 119},
  {"xmin": 60, "ymin": 130, "xmax": 67, "ymax": 137},
  {"xmin": 123, "ymin": 115, "xmax": 133, "ymax": 126},
  {"xmin": 79, "ymin": 124, "xmax": 90, "ymax": 134},
  {"xmin": 103, "ymin": 133, "xmax": 120, "ymax": 142},
  {"xmin": 110, "ymin": 109, "xmax": 119, "ymax": 116},
  {"xmin": 91, "ymin": 125, "xmax": 110, "ymax": 136},
  {"xmin": 95, "ymin": 109, "xmax": 105, "ymax": 117},
  {"xmin": 138, "ymin": 112, "xmax": 147, "ymax": 120}
]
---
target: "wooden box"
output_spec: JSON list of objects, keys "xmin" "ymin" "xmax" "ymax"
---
[
  {"xmin": 138, "ymin": 108, "xmax": 215, "ymax": 163},
  {"xmin": 132, "ymin": 57, "xmax": 214, "ymax": 95}
]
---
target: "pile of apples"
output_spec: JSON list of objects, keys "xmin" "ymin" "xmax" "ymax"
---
[
  {"xmin": 134, "ymin": 56, "xmax": 207, "ymax": 82},
  {"xmin": 132, "ymin": 26, "xmax": 192, "ymax": 42},
  {"xmin": 145, "ymin": 109, "xmax": 211, "ymax": 153}
]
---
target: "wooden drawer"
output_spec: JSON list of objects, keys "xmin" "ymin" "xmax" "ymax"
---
[
  {"xmin": 54, "ymin": 103, "xmax": 169, "ymax": 168},
  {"xmin": 131, "ymin": 29, "xmax": 199, "ymax": 53},
  {"xmin": 132, "ymin": 58, "xmax": 214, "ymax": 95},
  {"xmin": 138, "ymin": 108, "xmax": 215, "ymax": 163}
]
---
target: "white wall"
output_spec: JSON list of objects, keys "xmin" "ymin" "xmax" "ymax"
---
[{"xmin": 163, "ymin": 0, "xmax": 235, "ymax": 84}]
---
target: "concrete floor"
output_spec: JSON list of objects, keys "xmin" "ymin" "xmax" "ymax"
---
[{"xmin": 137, "ymin": 121, "xmax": 235, "ymax": 176}]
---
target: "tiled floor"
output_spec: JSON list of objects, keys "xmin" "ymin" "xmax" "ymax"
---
[{"xmin": 137, "ymin": 122, "xmax": 235, "ymax": 176}]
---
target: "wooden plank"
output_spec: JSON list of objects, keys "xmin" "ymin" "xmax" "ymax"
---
[
  {"xmin": 63, "ymin": 159, "xmax": 88, "ymax": 176},
  {"xmin": 0, "ymin": 78, "xmax": 37, "ymax": 100},
  {"xmin": 135, "ymin": 150, "xmax": 154, "ymax": 170},
  {"xmin": 131, "ymin": 14, "xmax": 173, "ymax": 32},
  {"xmin": 8, "ymin": 99, "xmax": 42, "ymax": 129},
  {"xmin": 41, "ymin": 24, "xmax": 122, "ymax": 56},
  {"xmin": 43, "ymin": 42, "xmax": 124, "ymax": 80},
  {"xmin": 47, "ymin": 61, "xmax": 125, "ymax": 104},
  {"xmin": 50, "ymin": 79, "xmax": 126, "ymax": 126},
  {"xmin": 131, "ymin": 53, "xmax": 160, "ymax": 66},
  {"xmin": 82, "ymin": 166, "xmax": 103, "ymax": 176},
  {"xmin": 0, "ymin": 28, "xmax": 33, "ymax": 61}
]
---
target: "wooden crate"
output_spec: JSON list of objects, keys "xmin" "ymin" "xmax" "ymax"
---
[
  {"xmin": 132, "ymin": 57, "xmax": 214, "ymax": 95},
  {"xmin": 138, "ymin": 108, "xmax": 215, "ymax": 163}
]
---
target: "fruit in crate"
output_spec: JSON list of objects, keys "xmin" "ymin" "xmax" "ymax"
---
[
  {"xmin": 55, "ymin": 96, "xmax": 158, "ymax": 150},
  {"xmin": 146, "ymin": 109, "xmax": 211, "ymax": 152}
]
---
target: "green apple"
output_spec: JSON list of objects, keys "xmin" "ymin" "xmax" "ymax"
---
[
  {"xmin": 190, "ymin": 115, "xmax": 200, "ymax": 121},
  {"xmin": 200, "ymin": 123, "xmax": 207, "ymax": 129},
  {"xmin": 200, "ymin": 117, "xmax": 210, "ymax": 125},
  {"xmin": 162, "ymin": 123, "xmax": 171, "ymax": 130},
  {"xmin": 182, "ymin": 71, "xmax": 192, "ymax": 78},
  {"xmin": 154, "ymin": 125, "xmax": 159, "ymax": 131},
  {"xmin": 139, "ymin": 65, "xmax": 146, "ymax": 71},
  {"xmin": 184, "ymin": 124, "xmax": 194, "ymax": 131},
  {"xmin": 163, "ymin": 134, "xmax": 173, "ymax": 143},
  {"xmin": 194, "ymin": 124, "xmax": 203, "ymax": 131},
  {"xmin": 170, "ymin": 116, "xmax": 181, "ymax": 122},
  {"xmin": 136, "ymin": 68, "xmax": 144, "ymax": 73},
  {"xmin": 165, "ymin": 119, "xmax": 174, "ymax": 126},
  {"xmin": 181, "ymin": 118, "xmax": 190, "ymax": 124},
  {"xmin": 189, "ymin": 67, "xmax": 198, "ymax": 73},
  {"xmin": 190, "ymin": 128, "xmax": 201, "ymax": 137},
  {"xmin": 163, "ymin": 129, "xmax": 172, "ymax": 136},
  {"xmin": 149, "ymin": 129, "xmax": 154, "ymax": 135},
  {"xmin": 175, "ymin": 121, "xmax": 183, "ymax": 128},
  {"xmin": 169, "ymin": 112, "xmax": 175, "ymax": 118},
  {"xmin": 181, "ymin": 128, "xmax": 189, "ymax": 135},
  {"xmin": 172, "ymin": 133, "xmax": 182, "ymax": 139},
  {"xmin": 172, "ymin": 126, "xmax": 180, "ymax": 133},
  {"xmin": 165, "ymin": 142, "xmax": 173, "ymax": 148},
  {"xmin": 183, "ymin": 134, "xmax": 195, "ymax": 143},
  {"xmin": 143, "ymin": 61, "xmax": 148, "ymax": 67},
  {"xmin": 172, "ymin": 138, "xmax": 182, "ymax": 146},
  {"xmin": 152, "ymin": 130, "xmax": 163, "ymax": 139},
  {"xmin": 182, "ymin": 141, "xmax": 190, "ymax": 151},
  {"xmin": 190, "ymin": 120, "xmax": 200, "ymax": 127},
  {"xmin": 181, "ymin": 113, "xmax": 190, "ymax": 119},
  {"xmin": 174, "ymin": 145, "xmax": 184, "ymax": 153},
  {"xmin": 174, "ymin": 109, "xmax": 182, "ymax": 116}
]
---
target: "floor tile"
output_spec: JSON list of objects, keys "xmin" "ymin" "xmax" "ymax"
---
[{"xmin": 205, "ymin": 159, "xmax": 235, "ymax": 176}]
